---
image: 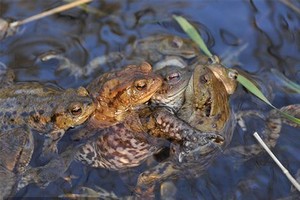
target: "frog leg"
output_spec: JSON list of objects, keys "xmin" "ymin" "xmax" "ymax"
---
[
  {"xmin": 85, "ymin": 52, "xmax": 124, "ymax": 75},
  {"xmin": 147, "ymin": 107, "xmax": 224, "ymax": 156},
  {"xmin": 225, "ymin": 110, "xmax": 280, "ymax": 160},
  {"xmin": 15, "ymin": 127, "xmax": 34, "ymax": 173},
  {"xmin": 135, "ymin": 161, "xmax": 179, "ymax": 199},
  {"xmin": 226, "ymin": 104, "xmax": 300, "ymax": 160},
  {"xmin": 42, "ymin": 129, "xmax": 65, "ymax": 155},
  {"xmin": 136, "ymin": 160, "xmax": 179, "ymax": 192}
]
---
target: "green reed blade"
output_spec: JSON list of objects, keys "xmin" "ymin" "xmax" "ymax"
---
[
  {"xmin": 173, "ymin": 15, "xmax": 213, "ymax": 57},
  {"xmin": 237, "ymin": 74, "xmax": 272, "ymax": 105},
  {"xmin": 238, "ymin": 74, "xmax": 300, "ymax": 125}
]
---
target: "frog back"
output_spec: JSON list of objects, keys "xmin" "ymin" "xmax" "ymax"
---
[{"xmin": 0, "ymin": 82, "xmax": 64, "ymax": 131}]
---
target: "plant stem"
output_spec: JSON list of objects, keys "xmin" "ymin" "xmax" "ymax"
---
[
  {"xmin": 10, "ymin": 0, "xmax": 92, "ymax": 28},
  {"xmin": 253, "ymin": 132, "xmax": 300, "ymax": 192}
]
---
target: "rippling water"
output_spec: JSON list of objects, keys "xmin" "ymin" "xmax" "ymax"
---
[{"xmin": 0, "ymin": 0, "xmax": 299, "ymax": 199}]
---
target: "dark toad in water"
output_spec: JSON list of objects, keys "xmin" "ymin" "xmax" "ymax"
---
[
  {"xmin": 0, "ymin": 70, "xmax": 95, "ymax": 155},
  {"xmin": 40, "ymin": 34, "xmax": 208, "ymax": 77}
]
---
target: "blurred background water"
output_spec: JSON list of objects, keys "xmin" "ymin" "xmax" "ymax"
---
[{"xmin": 0, "ymin": 0, "xmax": 299, "ymax": 199}]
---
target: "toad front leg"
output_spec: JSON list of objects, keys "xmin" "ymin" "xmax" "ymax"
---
[
  {"xmin": 42, "ymin": 129, "xmax": 65, "ymax": 156},
  {"xmin": 143, "ymin": 107, "xmax": 224, "ymax": 157}
]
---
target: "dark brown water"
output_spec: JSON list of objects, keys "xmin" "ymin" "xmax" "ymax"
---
[{"xmin": 0, "ymin": 0, "xmax": 299, "ymax": 199}]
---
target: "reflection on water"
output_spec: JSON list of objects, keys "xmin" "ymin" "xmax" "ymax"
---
[{"xmin": 0, "ymin": 0, "xmax": 299, "ymax": 199}]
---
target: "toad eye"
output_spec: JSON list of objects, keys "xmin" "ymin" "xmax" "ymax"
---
[
  {"xmin": 170, "ymin": 37, "xmax": 183, "ymax": 48},
  {"xmin": 135, "ymin": 79, "xmax": 148, "ymax": 91},
  {"xmin": 167, "ymin": 71, "xmax": 180, "ymax": 81},
  {"xmin": 200, "ymin": 75, "xmax": 209, "ymax": 84},
  {"xmin": 69, "ymin": 103, "xmax": 83, "ymax": 116}
]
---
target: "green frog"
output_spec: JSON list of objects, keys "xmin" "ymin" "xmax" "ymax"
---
[
  {"xmin": 131, "ymin": 61, "xmax": 236, "ymax": 153},
  {"xmin": 0, "ymin": 70, "xmax": 95, "ymax": 155}
]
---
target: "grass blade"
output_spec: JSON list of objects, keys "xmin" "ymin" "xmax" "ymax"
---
[
  {"xmin": 173, "ymin": 15, "xmax": 213, "ymax": 58},
  {"xmin": 237, "ymin": 74, "xmax": 272, "ymax": 105},
  {"xmin": 238, "ymin": 74, "xmax": 300, "ymax": 125}
]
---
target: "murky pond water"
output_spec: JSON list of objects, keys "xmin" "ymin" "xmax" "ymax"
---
[{"xmin": 1, "ymin": 0, "xmax": 299, "ymax": 199}]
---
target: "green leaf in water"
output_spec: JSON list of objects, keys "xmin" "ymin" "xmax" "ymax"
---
[
  {"xmin": 172, "ymin": 15, "xmax": 213, "ymax": 58},
  {"xmin": 237, "ymin": 74, "xmax": 272, "ymax": 105},
  {"xmin": 237, "ymin": 74, "xmax": 300, "ymax": 125}
]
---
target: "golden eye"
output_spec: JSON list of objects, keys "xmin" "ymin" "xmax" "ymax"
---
[
  {"xmin": 135, "ymin": 79, "xmax": 147, "ymax": 91},
  {"xmin": 70, "ymin": 103, "xmax": 82, "ymax": 116}
]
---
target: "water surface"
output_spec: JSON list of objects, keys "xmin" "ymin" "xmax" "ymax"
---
[{"xmin": 0, "ymin": 0, "xmax": 299, "ymax": 199}]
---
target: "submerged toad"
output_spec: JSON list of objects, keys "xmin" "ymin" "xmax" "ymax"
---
[
  {"xmin": 130, "ymin": 34, "xmax": 200, "ymax": 64},
  {"xmin": 0, "ymin": 70, "xmax": 95, "ymax": 154},
  {"xmin": 40, "ymin": 34, "xmax": 206, "ymax": 77}
]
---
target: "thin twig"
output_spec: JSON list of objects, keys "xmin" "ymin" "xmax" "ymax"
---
[
  {"xmin": 253, "ymin": 132, "xmax": 300, "ymax": 192},
  {"xmin": 63, "ymin": 0, "xmax": 106, "ymax": 16},
  {"xmin": 9, "ymin": 0, "xmax": 92, "ymax": 28}
]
